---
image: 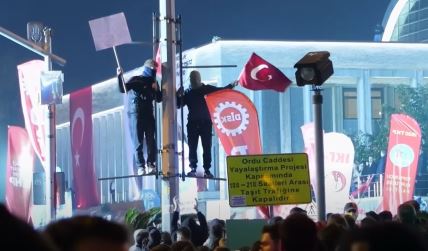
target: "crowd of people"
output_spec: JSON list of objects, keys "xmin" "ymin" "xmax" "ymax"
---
[{"xmin": 3, "ymin": 198, "xmax": 428, "ymax": 251}]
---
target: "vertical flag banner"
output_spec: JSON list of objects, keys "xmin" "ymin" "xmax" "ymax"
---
[
  {"xmin": 238, "ymin": 53, "xmax": 291, "ymax": 92},
  {"xmin": 323, "ymin": 132, "xmax": 355, "ymax": 214},
  {"xmin": 70, "ymin": 87, "xmax": 100, "ymax": 208},
  {"xmin": 383, "ymin": 114, "xmax": 421, "ymax": 214},
  {"xmin": 301, "ymin": 123, "xmax": 317, "ymax": 195},
  {"xmin": 206, "ymin": 89, "xmax": 262, "ymax": 156},
  {"xmin": 17, "ymin": 60, "xmax": 47, "ymax": 167},
  {"xmin": 5, "ymin": 126, "xmax": 34, "ymax": 223},
  {"xmin": 206, "ymin": 89, "xmax": 269, "ymax": 218}
]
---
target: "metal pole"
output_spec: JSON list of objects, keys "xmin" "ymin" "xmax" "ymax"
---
[
  {"xmin": 153, "ymin": 12, "xmax": 160, "ymax": 179},
  {"xmin": 313, "ymin": 86, "xmax": 326, "ymax": 222},
  {"xmin": 159, "ymin": 0, "xmax": 179, "ymax": 232},
  {"xmin": 43, "ymin": 27, "xmax": 56, "ymax": 220},
  {"xmin": 176, "ymin": 15, "xmax": 185, "ymax": 181}
]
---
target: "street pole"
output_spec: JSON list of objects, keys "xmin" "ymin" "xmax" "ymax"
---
[
  {"xmin": 43, "ymin": 27, "xmax": 56, "ymax": 220},
  {"xmin": 159, "ymin": 0, "xmax": 179, "ymax": 232},
  {"xmin": 313, "ymin": 86, "xmax": 326, "ymax": 221}
]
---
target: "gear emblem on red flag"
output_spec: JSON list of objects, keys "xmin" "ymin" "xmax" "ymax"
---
[{"xmin": 213, "ymin": 101, "xmax": 250, "ymax": 136}]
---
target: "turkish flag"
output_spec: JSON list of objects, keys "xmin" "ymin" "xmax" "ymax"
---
[{"xmin": 238, "ymin": 53, "xmax": 291, "ymax": 92}]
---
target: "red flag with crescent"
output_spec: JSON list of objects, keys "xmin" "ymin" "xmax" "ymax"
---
[
  {"xmin": 70, "ymin": 87, "xmax": 100, "ymax": 209},
  {"xmin": 238, "ymin": 53, "xmax": 291, "ymax": 92}
]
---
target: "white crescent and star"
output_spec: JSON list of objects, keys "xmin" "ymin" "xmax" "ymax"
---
[
  {"xmin": 71, "ymin": 107, "xmax": 85, "ymax": 167},
  {"xmin": 250, "ymin": 64, "xmax": 272, "ymax": 82}
]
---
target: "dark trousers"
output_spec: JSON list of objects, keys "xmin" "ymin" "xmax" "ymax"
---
[
  {"xmin": 128, "ymin": 112, "xmax": 157, "ymax": 167},
  {"xmin": 187, "ymin": 120, "xmax": 212, "ymax": 170}
]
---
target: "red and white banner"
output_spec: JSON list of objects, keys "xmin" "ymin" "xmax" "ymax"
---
[
  {"xmin": 5, "ymin": 126, "xmax": 34, "ymax": 223},
  {"xmin": 238, "ymin": 53, "xmax": 291, "ymax": 92},
  {"xmin": 17, "ymin": 60, "xmax": 47, "ymax": 167},
  {"xmin": 70, "ymin": 87, "xmax": 100, "ymax": 209},
  {"xmin": 324, "ymin": 132, "xmax": 354, "ymax": 214},
  {"xmin": 206, "ymin": 90, "xmax": 268, "ymax": 217},
  {"xmin": 206, "ymin": 89, "xmax": 262, "ymax": 155},
  {"xmin": 383, "ymin": 114, "xmax": 421, "ymax": 214}
]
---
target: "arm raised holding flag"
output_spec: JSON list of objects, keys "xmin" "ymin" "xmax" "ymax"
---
[{"xmin": 238, "ymin": 53, "xmax": 291, "ymax": 92}]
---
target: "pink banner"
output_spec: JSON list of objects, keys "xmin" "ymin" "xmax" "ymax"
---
[
  {"xmin": 383, "ymin": 114, "xmax": 421, "ymax": 214},
  {"xmin": 17, "ymin": 60, "xmax": 46, "ymax": 167},
  {"xmin": 70, "ymin": 87, "xmax": 100, "ymax": 208},
  {"xmin": 5, "ymin": 126, "xmax": 34, "ymax": 223},
  {"xmin": 324, "ymin": 132, "xmax": 354, "ymax": 213}
]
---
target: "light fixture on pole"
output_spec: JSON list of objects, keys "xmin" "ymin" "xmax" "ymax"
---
[{"xmin": 294, "ymin": 51, "xmax": 333, "ymax": 221}]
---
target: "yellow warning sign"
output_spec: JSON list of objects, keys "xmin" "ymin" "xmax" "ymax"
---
[{"xmin": 226, "ymin": 153, "xmax": 311, "ymax": 207}]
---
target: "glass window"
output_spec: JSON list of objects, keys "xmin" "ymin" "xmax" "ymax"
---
[
  {"xmin": 343, "ymin": 88, "xmax": 357, "ymax": 119},
  {"xmin": 371, "ymin": 88, "xmax": 383, "ymax": 119}
]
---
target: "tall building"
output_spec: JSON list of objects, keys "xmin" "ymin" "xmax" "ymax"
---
[{"xmin": 382, "ymin": 0, "xmax": 428, "ymax": 41}]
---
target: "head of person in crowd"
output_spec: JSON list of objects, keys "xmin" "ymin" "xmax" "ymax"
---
[
  {"xmin": 190, "ymin": 71, "xmax": 202, "ymax": 89},
  {"xmin": 280, "ymin": 213, "xmax": 319, "ymax": 251},
  {"xmin": 343, "ymin": 202, "xmax": 359, "ymax": 220},
  {"xmin": 259, "ymin": 224, "xmax": 281, "ymax": 251},
  {"xmin": 397, "ymin": 203, "xmax": 417, "ymax": 225},
  {"xmin": 405, "ymin": 199, "xmax": 420, "ymax": 213},
  {"xmin": 327, "ymin": 214, "xmax": 349, "ymax": 230},
  {"xmin": 343, "ymin": 214, "xmax": 357, "ymax": 230},
  {"xmin": 318, "ymin": 223, "xmax": 347, "ymax": 251},
  {"xmin": 148, "ymin": 228, "xmax": 161, "ymax": 249},
  {"xmin": 365, "ymin": 211, "xmax": 380, "ymax": 222},
  {"xmin": 289, "ymin": 207, "xmax": 307, "ymax": 216},
  {"xmin": 131, "ymin": 229, "xmax": 148, "ymax": 251},
  {"xmin": 160, "ymin": 231, "xmax": 172, "ymax": 246},
  {"xmin": 176, "ymin": 226, "xmax": 191, "ymax": 242},
  {"xmin": 338, "ymin": 222, "xmax": 426, "ymax": 251},
  {"xmin": 171, "ymin": 241, "xmax": 196, "ymax": 251},
  {"xmin": 150, "ymin": 244, "xmax": 171, "ymax": 251},
  {"xmin": 378, "ymin": 210, "xmax": 393, "ymax": 222},
  {"xmin": 0, "ymin": 204, "xmax": 58, "ymax": 251},
  {"xmin": 267, "ymin": 216, "xmax": 283, "ymax": 225},
  {"xmin": 205, "ymin": 219, "xmax": 226, "ymax": 250},
  {"xmin": 43, "ymin": 215, "xmax": 129, "ymax": 251},
  {"xmin": 360, "ymin": 216, "xmax": 377, "ymax": 228}
]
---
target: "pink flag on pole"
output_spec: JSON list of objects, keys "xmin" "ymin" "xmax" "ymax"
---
[{"xmin": 5, "ymin": 126, "xmax": 34, "ymax": 223}]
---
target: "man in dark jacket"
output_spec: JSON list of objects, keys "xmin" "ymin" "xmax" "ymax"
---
[
  {"xmin": 177, "ymin": 70, "xmax": 236, "ymax": 178},
  {"xmin": 117, "ymin": 59, "xmax": 162, "ymax": 175}
]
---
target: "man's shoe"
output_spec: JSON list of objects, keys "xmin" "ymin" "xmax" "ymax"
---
[
  {"xmin": 147, "ymin": 163, "xmax": 157, "ymax": 175},
  {"xmin": 187, "ymin": 169, "xmax": 197, "ymax": 177},
  {"xmin": 137, "ymin": 167, "xmax": 146, "ymax": 175},
  {"xmin": 204, "ymin": 170, "xmax": 214, "ymax": 178}
]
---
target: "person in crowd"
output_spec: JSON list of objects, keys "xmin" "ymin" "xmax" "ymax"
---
[
  {"xmin": 117, "ymin": 59, "xmax": 162, "ymax": 175},
  {"xmin": 259, "ymin": 224, "xmax": 281, "ymax": 251},
  {"xmin": 176, "ymin": 226, "xmax": 192, "ymax": 242},
  {"xmin": 177, "ymin": 70, "xmax": 236, "ymax": 178},
  {"xmin": 171, "ymin": 197, "xmax": 209, "ymax": 246},
  {"xmin": 43, "ymin": 215, "xmax": 129, "ymax": 251},
  {"xmin": 397, "ymin": 203, "xmax": 418, "ymax": 226},
  {"xmin": 160, "ymin": 231, "xmax": 173, "ymax": 246},
  {"xmin": 204, "ymin": 218, "xmax": 226, "ymax": 250},
  {"xmin": 0, "ymin": 204, "xmax": 58, "ymax": 251},
  {"xmin": 150, "ymin": 244, "xmax": 171, "ymax": 251},
  {"xmin": 148, "ymin": 228, "xmax": 162, "ymax": 250},
  {"xmin": 279, "ymin": 213, "xmax": 320, "ymax": 251},
  {"xmin": 343, "ymin": 202, "xmax": 359, "ymax": 221},
  {"xmin": 289, "ymin": 207, "xmax": 307, "ymax": 216},
  {"xmin": 378, "ymin": 210, "xmax": 393, "ymax": 222},
  {"xmin": 129, "ymin": 229, "xmax": 149, "ymax": 251},
  {"xmin": 171, "ymin": 241, "xmax": 196, "ymax": 251}
]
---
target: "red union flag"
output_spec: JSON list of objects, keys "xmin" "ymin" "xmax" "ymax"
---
[
  {"xmin": 383, "ymin": 114, "xmax": 421, "ymax": 215},
  {"xmin": 5, "ymin": 126, "xmax": 34, "ymax": 223},
  {"xmin": 205, "ymin": 89, "xmax": 262, "ymax": 155},
  {"xmin": 70, "ymin": 87, "xmax": 100, "ymax": 209},
  {"xmin": 17, "ymin": 60, "xmax": 47, "ymax": 167},
  {"xmin": 238, "ymin": 53, "xmax": 291, "ymax": 92}
]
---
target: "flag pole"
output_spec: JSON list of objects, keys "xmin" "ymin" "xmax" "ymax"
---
[
  {"xmin": 177, "ymin": 15, "xmax": 186, "ymax": 181},
  {"xmin": 112, "ymin": 46, "xmax": 127, "ymax": 92}
]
